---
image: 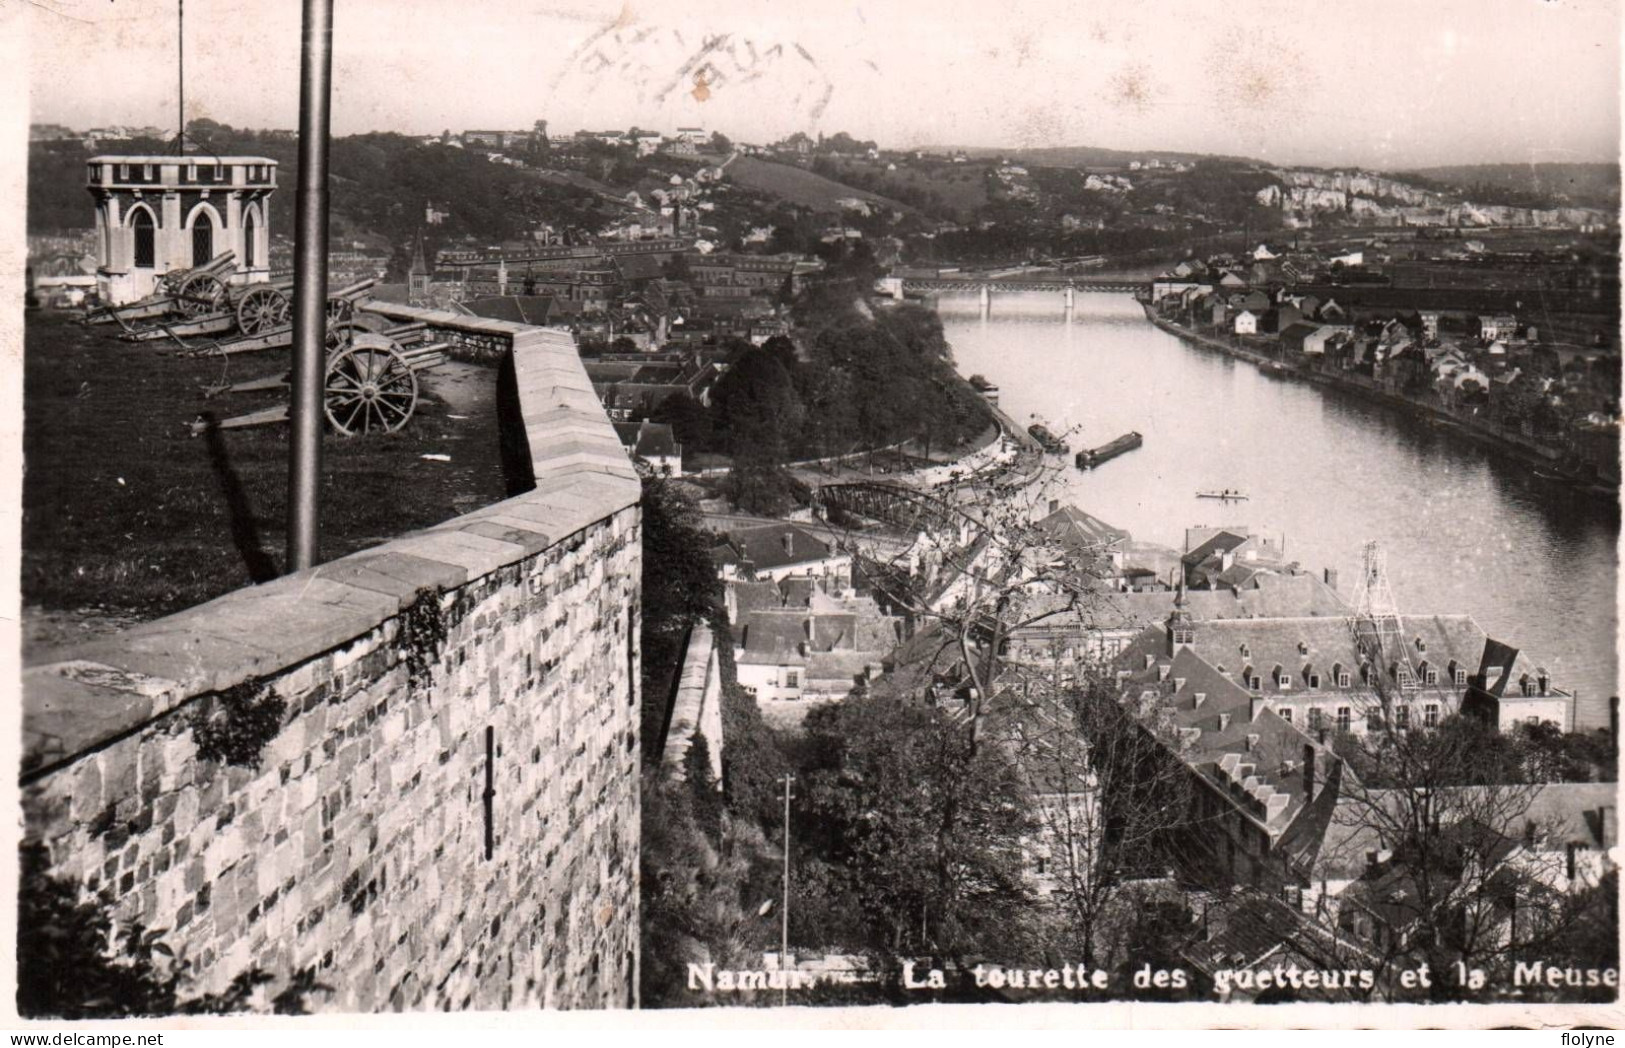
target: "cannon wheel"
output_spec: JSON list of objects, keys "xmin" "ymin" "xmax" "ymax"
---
[
  {"xmin": 326, "ymin": 296, "xmax": 355, "ymax": 327},
  {"xmin": 324, "ymin": 337, "xmax": 418, "ymax": 436},
  {"xmin": 235, "ymin": 285, "xmax": 291, "ymax": 335},
  {"xmin": 177, "ymin": 273, "xmax": 228, "ymax": 317}
]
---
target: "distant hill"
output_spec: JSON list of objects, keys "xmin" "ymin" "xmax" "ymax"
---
[
  {"xmin": 1396, "ymin": 163, "xmax": 1620, "ymax": 210},
  {"xmin": 922, "ymin": 144, "xmax": 1257, "ymax": 168}
]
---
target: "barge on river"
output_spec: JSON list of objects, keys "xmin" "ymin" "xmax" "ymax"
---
[
  {"xmin": 1076, "ymin": 431, "xmax": 1142, "ymax": 470},
  {"xmin": 1028, "ymin": 423, "xmax": 1069, "ymax": 455}
]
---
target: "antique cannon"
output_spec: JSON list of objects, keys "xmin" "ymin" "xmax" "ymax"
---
[{"xmin": 190, "ymin": 322, "xmax": 449, "ymax": 438}]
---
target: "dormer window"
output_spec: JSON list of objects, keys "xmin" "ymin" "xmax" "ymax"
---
[
  {"xmin": 1297, "ymin": 641, "xmax": 1309, "ymax": 655},
  {"xmin": 1279, "ymin": 707, "xmax": 1293, "ymax": 723},
  {"xmin": 1193, "ymin": 692, "xmax": 1207, "ymax": 708},
  {"xmin": 1240, "ymin": 643, "xmax": 1251, "ymax": 659},
  {"xmin": 1415, "ymin": 637, "xmax": 1426, "ymax": 652}
]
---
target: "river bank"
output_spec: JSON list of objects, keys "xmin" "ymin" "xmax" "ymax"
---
[
  {"xmin": 1141, "ymin": 306, "xmax": 1620, "ymax": 500},
  {"xmin": 942, "ymin": 302, "xmax": 1617, "ymax": 725}
]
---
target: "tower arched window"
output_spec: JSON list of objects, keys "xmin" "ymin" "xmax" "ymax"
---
[
  {"xmin": 244, "ymin": 210, "xmax": 257, "ymax": 268},
  {"xmin": 132, "ymin": 209, "xmax": 155, "ymax": 268},
  {"xmin": 191, "ymin": 211, "xmax": 214, "ymax": 267}
]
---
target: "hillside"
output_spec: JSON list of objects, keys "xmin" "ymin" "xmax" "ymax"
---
[
  {"xmin": 1396, "ymin": 163, "xmax": 1620, "ymax": 210},
  {"xmin": 28, "ymin": 128, "xmax": 607, "ymax": 248},
  {"xmin": 723, "ymin": 155, "xmax": 915, "ymax": 215}
]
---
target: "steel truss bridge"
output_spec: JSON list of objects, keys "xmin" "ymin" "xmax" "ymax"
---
[{"xmin": 815, "ymin": 480, "xmax": 982, "ymax": 538}]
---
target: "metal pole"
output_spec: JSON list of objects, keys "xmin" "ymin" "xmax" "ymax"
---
[
  {"xmin": 176, "ymin": 0, "xmax": 184, "ymax": 152},
  {"xmin": 781, "ymin": 772, "xmax": 793, "ymax": 1007},
  {"xmin": 287, "ymin": 0, "xmax": 334, "ymax": 572}
]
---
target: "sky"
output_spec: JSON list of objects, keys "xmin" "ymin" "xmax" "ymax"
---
[{"xmin": 19, "ymin": 0, "xmax": 1624, "ymax": 170}]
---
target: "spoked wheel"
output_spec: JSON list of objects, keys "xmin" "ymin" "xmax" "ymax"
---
[
  {"xmin": 235, "ymin": 286, "xmax": 291, "ymax": 334},
  {"xmin": 326, "ymin": 296, "xmax": 355, "ymax": 327},
  {"xmin": 324, "ymin": 336, "xmax": 418, "ymax": 436},
  {"xmin": 325, "ymin": 321, "xmax": 364, "ymax": 353},
  {"xmin": 177, "ymin": 273, "xmax": 228, "ymax": 317}
]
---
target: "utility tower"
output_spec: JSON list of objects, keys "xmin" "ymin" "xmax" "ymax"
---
[{"xmin": 1347, "ymin": 541, "xmax": 1417, "ymax": 708}]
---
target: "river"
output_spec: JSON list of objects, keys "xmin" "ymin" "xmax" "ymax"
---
[{"xmin": 938, "ymin": 293, "xmax": 1620, "ymax": 730}]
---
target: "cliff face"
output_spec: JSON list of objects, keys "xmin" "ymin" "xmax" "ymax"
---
[{"xmin": 1258, "ymin": 168, "xmax": 1611, "ymax": 227}]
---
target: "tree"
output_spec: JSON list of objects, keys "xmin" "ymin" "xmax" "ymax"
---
[
  {"xmin": 709, "ymin": 131, "xmax": 733, "ymax": 155},
  {"xmin": 997, "ymin": 664, "xmax": 1197, "ymax": 970},
  {"xmin": 639, "ymin": 773, "xmax": 781, "ymax": 1007},
  {"xmin": 709, "ymin": 346, "xmax": 803, "ymax": 464},
  {"xmin": 651, "ymin": 392, "xmax": 714, "ymax": 454},
  {"xmin": 795, "ymin": 690, "xmax": 1041, "ymax": 964},
  {"xmin": 1273, "ymin": 714, "xmax": 1610, "ymax": 1001}
]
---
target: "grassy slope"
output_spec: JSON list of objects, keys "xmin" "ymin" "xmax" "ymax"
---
[
  {"xmin": 21, "ymin": 312, "xmax": 509, "ymax": 620},
  {"xmin": 724, "ymin": 156, "xmax": 915, "ymax": 215},
  {"xmin": 825, "ymin": 158, "xmax": 990, "ymax": 218}
]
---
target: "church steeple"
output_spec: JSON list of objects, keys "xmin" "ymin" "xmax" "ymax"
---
[
  {"xmin": 1167, "ymin": 582, "xmax": 1195, "ymax": 656},
  {"xmin": 408, "ymin": 231, "xmax": 429, "ymax": 305}
]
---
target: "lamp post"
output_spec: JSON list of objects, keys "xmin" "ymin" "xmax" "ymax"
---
[{"xmin": 287, "ymin": 0, "xmax": 334, "ymax": 572}]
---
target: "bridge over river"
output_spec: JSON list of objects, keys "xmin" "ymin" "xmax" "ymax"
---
[{"xmin": 880, "ymin": 275, "xmax": 1144, "ymax": 316}]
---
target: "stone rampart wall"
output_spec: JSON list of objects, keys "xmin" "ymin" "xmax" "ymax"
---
[{"xmin": 20, "ymin": 305, "xmax": 642, "ymax": 1012}]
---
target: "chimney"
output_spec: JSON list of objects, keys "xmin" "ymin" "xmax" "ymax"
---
[{"xmin": 1302, "ymin": 743, "xmax": 1317, "ymax": 802}]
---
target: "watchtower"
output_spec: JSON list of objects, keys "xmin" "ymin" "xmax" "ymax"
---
[{"xmin": 86, "ymin": 154, "xmax": 278, "ymax": 304}]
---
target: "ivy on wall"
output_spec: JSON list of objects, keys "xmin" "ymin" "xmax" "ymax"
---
[
  {"xmin": 401, "ymin": 586, "xmax": 448, "ymax": 691},
  {"xmin": 189, "ymin": 677, "xmax": 288, "ymax": 771}
]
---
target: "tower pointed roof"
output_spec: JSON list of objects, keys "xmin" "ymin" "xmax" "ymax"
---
[{"xmin": 409, "ymin": 231, "xmax": 428, "ymax": 276}]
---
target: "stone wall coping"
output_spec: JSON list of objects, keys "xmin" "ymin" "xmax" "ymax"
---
[{"xmin": 22, "ymin": 302, "xmax": 639, "ymax": 781}]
